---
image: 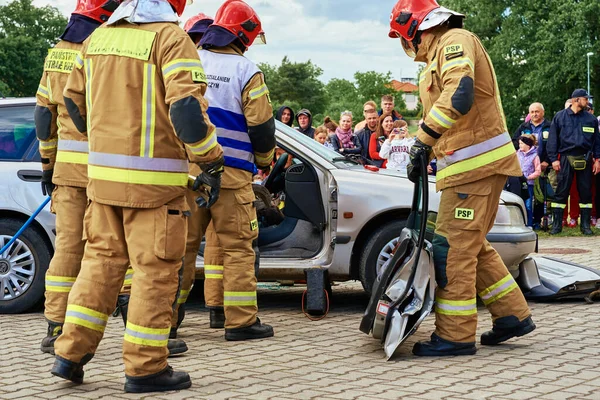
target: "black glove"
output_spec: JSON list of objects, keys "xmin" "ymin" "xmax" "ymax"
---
[
  {"xmin": 407, "ymin": 139, "xmax": 432, "ymax": 183},
  {"xmin": 41, "ymin": 169, "xmax": 55, "ymax": 196},
  {"xmin": 192, "ymin": 157, "xmax": 224, "ymax": 209}
]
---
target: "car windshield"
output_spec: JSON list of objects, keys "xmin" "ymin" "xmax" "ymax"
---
[
  {"xmin": 275, "ymin": 121, "xmax": 359, "ymax": 167},
  {"xmin": 0, "ymin": 105, "xmax": 36, "ymax": 160}
]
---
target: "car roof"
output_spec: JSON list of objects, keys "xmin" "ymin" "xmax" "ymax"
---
[{"xmin": 0, "ymin": 97, "xmax": 36, "ymax": 106}]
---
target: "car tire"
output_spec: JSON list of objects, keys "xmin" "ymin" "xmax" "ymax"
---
[
  {"xmin": 0, "ymin": 219, "xmax": 52, "ymax": 314},
  {"xmin": 359, "ymin": 219, "xmax": 406, "ymax": 295}
]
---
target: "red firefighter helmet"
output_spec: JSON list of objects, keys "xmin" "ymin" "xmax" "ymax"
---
[
  {"xmin": 184, "ymin": 13, "xmax": 213, "ymax": 33},
  {"xmin": 167, "ymin": 0, "xmax": 193, "ymax": 17},
  {"xmin": 388, "ymin": 0, "xmax": 442, "ymax": 41},
  {"xmin": 212, "ymin": 0, "xmax": 266, "ymax": 48},
  {"xmin": 72, "ymin": 0, "xmax": 121, "ymax": 23}
]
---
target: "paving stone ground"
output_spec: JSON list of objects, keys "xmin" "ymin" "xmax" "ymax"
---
[{"xmin": 1, "ymin": 236, "xmax": 599, "ymax": 399}]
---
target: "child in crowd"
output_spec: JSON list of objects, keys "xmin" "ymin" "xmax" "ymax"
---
[
  {"xmin": 314, "ymin": 126, "xmax": 328, "ymax": 145},
  {"xmin": 517, "ymin": 134, "xmax": 541, "ymax": 227},
  {"xmin": 378, "ymin": 120, "xmax": 414, "ymax": 173}
]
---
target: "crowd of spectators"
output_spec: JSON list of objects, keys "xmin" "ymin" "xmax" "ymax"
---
[{"xmin": 273, "ymin": 91, "xmax": 600, "ymax": 234}]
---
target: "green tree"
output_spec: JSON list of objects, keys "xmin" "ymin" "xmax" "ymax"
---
[
  {"xmin": 0, "ymin": 0, "xmax": 67, "ymax": 97},
  {"xmin": 441, "ymin": 0, "xmax": 600, "ymax": 130},
  {"xmin": 259, "ymin": 56, "xmax": 328, "ymax": 119},
  {"xmin": 354, "ymin": 71, "xmax": 407, "ymax": 114}
]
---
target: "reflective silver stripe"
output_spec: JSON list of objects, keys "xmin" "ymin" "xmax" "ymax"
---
[
  {"xmin": 436, "ymin": 303, "xmax": 476, "ymax": 311},
  {"xmin": 143, "ymin": 63, "xmax": 155, "ymax": 158},
  {"xmin": 88, "ymin": 152, "xmax": 188, "ymax": 172},
  {"xmin": 437, "ymin": 132, "xmax": 511, "ymax": 171},
  {"xmin": 46, "ymin": 281, "xmax": 74, "ymax": 287},
  {"xmin": 223, "ymin": 147, "xmax": 254, "ymax": 163},
  {"xmin": 124, "ymin": 328, "xmax": 169, "ymax": 341},
  {"xmin": 58, "ymin": 140, "xmax": 89, "ymax": 153},
  {"xmin": 74, "ymin": 54, "xmax": 84, "ymax": 69},
  {"xmin": 162, "ymin": 60, "xmax": 203, "ymax": 77},
  {"xmin": 205, "ymin": 268, "xmax": 223, "ymax": 275},
  {"xmin": 65, "ymin": 310, "xmax": 107, "ymax": 327},
  {"xmin": 217, "ymin": 127, "xmax": 252, "ymax": 143},
  {"xmin": 249, "ymin": 84, "xmax": 268, "ymax": 99},
  {"xmin": 479, "ymin": 279, "xmax": 516, "ymax": 302},
  {"xmin": 187, "ymin": 132, "xmax": 218, "ymax": 155},
  {"xmin": 223, "ymin": 295, "xmax": 256, "ymax": 302}
]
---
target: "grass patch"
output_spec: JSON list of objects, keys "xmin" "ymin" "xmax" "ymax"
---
[{"xmin": 536, "ymin": 226, "xmax": 598, "ymax": 238}]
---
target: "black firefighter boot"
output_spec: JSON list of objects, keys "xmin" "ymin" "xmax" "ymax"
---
[
  {"xmin": 224, "ymin": 318, "xmax": 274, "ymax": 341},
  {"xmin": 124, "ymin": 365, "xmax": 192, "ymax": 393},
  {"xmin": 51, "ymin": 353, "xmax": 93, "ymax": 384},
  {"xmin": 549, "ymin": 208, "xmax": 563, "ymax": 235},
  {"xmin": 209, "ymin": 306, "xmax": 225, "ymax": 329},
  {"xmin": 169, "ymin": 303, "xmax": 185, "ymax": 339},
  {"xmin": 117, "ymin": 294, "xmax": 188, "ymax": 356},
  {"xmin": 412, "ymin": 333, "xmax": 477, "ymax": 356},
  {"xmin": 580, "ymin": 208, "xmax": 594, "ymax": 236},
  {"xmin": 481, "ymin": 315, "xmax": 536, "ymax": 345},
  {"xmin": 41, "ymin": 321, "xmax": 62, "ymax": 355}
]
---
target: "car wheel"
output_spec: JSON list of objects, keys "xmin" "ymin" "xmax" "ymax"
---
[
  {"xmin": 359, "ymin": 219, "xmax": 406, "ymax": 295},
  {"xmin": 0, "ymin": 219, "xmax": 52, "ymax": 314}
]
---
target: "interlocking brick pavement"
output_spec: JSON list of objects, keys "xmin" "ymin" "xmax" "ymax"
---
[{"xmin": 1, "ymin": 236, "xmax": 600, "ymax": 399}]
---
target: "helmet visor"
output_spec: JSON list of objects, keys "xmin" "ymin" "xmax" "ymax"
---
[
  {"xmin": 254, "ymin": 32, "xmax": 267, "ymax": 45},
  {"xmin": 401, "ymin": 37, "xmax": 416, "ymax": 58}
]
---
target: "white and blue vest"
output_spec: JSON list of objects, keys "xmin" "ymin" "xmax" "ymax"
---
[{"xmin": 198, "ymin": 49, "xmax": 260, "ymax": 173}]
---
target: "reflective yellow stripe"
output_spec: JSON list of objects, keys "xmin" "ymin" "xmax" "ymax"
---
[
  {"xmin": 435, "ymin": 297, "xmax": 477, "ymax": 316},
  {"xmin": 74, "ymin": 53, "xmax": 84, "ymax": 69},
  {"xmin": 551, "ymin": 203, "xmax": 566, "ymax": 209},
  {"xmin": 441, "ymin": 57, "xmax": 474, "ymax": 74},
  {"xmin": 65, "ymin": 304, "xmax": 108, "ymax": 332},
  {"xmin": 249, "ymin": 83, "xmax": 269, "ymax": 100},
  {"xmin": 88, "ymin": 165, "xmax": 188, "ymax": 186},
  {"xmin": 140, "ymin": 63, "xmax": 156, "ymax": 158},
  {"xmin": 204, "ymin": 264, "xmax": 223, "ymax": 280},
  {"xmin": 254, "ymin": 149, "xmax": 275, "ymax": 165},
  {"xmin": 580, "ymin": 203, "xmax": 593, "ymax": 209},
  {"xmin": 162, "ymin": 58, "xmax": 206, "ymax": 80},
  {"xmin": 85, "ymin": 58, "xmax": 93, "ymax": 133},
  {"xmin": 45, "ymin": 275, "xmax": 76, "ymax": 293},
  {"xmin": 124, "ymin": 322, "xmax": 170, "ymax": 347},
  {"xmin": 56, "ymin": 151, "xmax": 88, "ymax": 165},
  {"xmin": 186, "ymin": 129, "xmax": 218, "ymax": 155},
  {"xmin": 37, "ymin": 84, "xmax": 49, "ymax": 99},
  {"xmin": 46, "ymin": 77, "xmax": 55, "ymax": 103},
  {"xmin": 39, "ymin": 139, "xmax": 58, "ymax": 150},
  {"xmin": 223, "ymin": 291, "xmax": 257, "ymax": 307},
  {"xmin": 478, "ymin": 274, "xmax": 518, "ymax": 306},
  {"xmin": 123, "ymin": 268, "xmax": 134, "ymax": 286},
  {"xmin": 436, "ymin": 142, "xmax": 515, "ymax": 181},
  {"xmin": 177, "ymin": 289, "xmax": 190, "ymax": 304},
  {"xmin": 46, "ymin": 275, "xmax": 77, "ymax": 282},
  {"xmin": 429, "ymin": 106, "xmax": 456, "ymax": 129}
]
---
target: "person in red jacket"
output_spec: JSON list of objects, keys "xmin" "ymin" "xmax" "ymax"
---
[{"xmin": 369, "ymin": 113, "xmax": 394, "ymax": 168}]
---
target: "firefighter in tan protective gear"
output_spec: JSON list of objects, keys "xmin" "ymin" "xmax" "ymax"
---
[
  {"xmin": 51, "ymin": 0, "xmax": 223, "ymax": 393},
  {"xmin": 34, "ymin": 0, "xmax": 120, "ymax": 356},
  {"xmin": 197, "ymin": 0, "xmax": 276, "ymax": 340},
  {"xmin": 389, "ymin": 0, "xmax": 535, "ymax": 356}
]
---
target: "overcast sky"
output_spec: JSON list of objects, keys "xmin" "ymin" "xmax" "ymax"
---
[{"xmin": 27, "ymin": 0, "xmax": 420, "ymax": 83}]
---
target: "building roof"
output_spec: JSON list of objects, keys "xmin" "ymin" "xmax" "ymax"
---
[{"xmin": 389, "ymin": 80, "xmax": 418, "ymax": 93}]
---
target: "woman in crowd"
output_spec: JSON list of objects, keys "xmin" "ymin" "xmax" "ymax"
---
[
  {"xmin": 276, "ymin": 105, "xmax": 294, "ymax": 127},
  {"xmin": 369, "ymin": 113, "xmax": 394, "ymax": 168},
  {"xmin": 330, "ymin": 111, "xmax": 362, "ymax": 156},
  {"xmin": 379, "ymin": 120, "xmax": 414, "ymax": 173}
]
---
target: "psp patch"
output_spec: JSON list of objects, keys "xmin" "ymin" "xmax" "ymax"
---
[
  {"xmin": 455, "ymin": 208, "xmax": 474, "ymax": 220},
  {"xmin": 192, "ymin": 69, "xmax": 207, "ymax": 84},
  {"xmin": 444, "ymin": 44, "xmax": 464, "ymax": 60},
  {"xmin": 250, "ymin": 219, "xmax": 258, "ymax": 231}
]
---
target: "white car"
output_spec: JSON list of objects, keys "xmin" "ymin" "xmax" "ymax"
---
[{"xmin": 0, "ymin": 97, "xmax": 54, "ymax": 313}]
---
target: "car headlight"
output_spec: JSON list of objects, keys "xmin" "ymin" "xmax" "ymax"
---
[{"xmin": 495, "ymin": 204, "xmax": 526, "ymax": 226}]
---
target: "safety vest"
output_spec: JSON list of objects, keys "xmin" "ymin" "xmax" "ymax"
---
[{"xmin": 198, "ymin": 49, "xmax": 259, "ymax": 173}]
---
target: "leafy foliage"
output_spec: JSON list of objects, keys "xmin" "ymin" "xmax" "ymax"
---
[
  {"xmin": 441, "ymin": 0, "xmax": 600, "ymax": 130},
  {"xmin": 0, "ymin": 0, "xmax": 67, "ymax": 97}
]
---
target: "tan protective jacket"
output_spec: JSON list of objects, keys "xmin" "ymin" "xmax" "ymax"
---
[
  {"xmin": 36, "ymin": 40, "xmax": 88, "ymax": 187},
  {"xmin": 416, "ymin": 27, "xmax": 521, "ymax": 191},
  {"xmin": 64, "ymin": 21, "xmax": 223, "ymax": 208}
]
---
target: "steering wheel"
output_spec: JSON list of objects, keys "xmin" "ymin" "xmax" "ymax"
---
[{"xmin": 264, "ymin": 152, "xmax": 289, "ymax": 192}]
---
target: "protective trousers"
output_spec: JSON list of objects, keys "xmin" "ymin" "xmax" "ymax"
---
[
  {"xmin": 432, "ymin": 174, "xmax": 531, "ymax": 343},
  {"xmin": 44, "ymin": 185, "xmax": 87, "ymax": 323},
  {"xmin": 552, "ymin": 155, "xmax": 593, "ymax": 211},
  {"xmin": 53, "ymin": 196, "xmax": 188, "ymax": 377},
  {"xmin": 203, "ymin": 185, "xmax": 259, "ymax": 329}
]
